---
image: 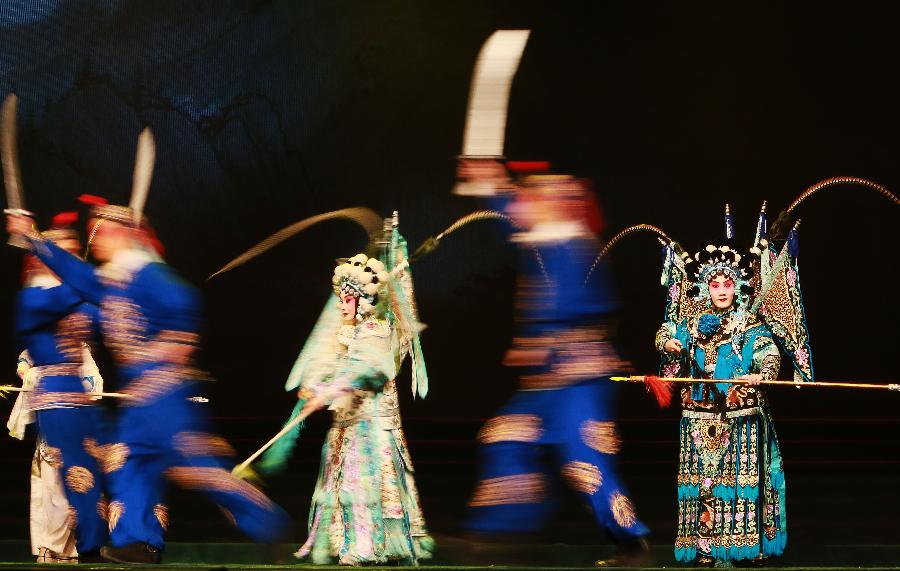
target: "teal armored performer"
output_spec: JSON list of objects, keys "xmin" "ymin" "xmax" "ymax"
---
[{"xmin": 654, "ymin": 204, "xmax": 814, "ymax": 567}]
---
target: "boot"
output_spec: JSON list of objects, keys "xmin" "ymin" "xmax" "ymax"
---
[
  {"xmin": 594, "ymin": 536, "xmax": 653, "ymax": 567},
  {"xmin": 101, "ymin": 543, "xmax": 162, "ymax": 564}
]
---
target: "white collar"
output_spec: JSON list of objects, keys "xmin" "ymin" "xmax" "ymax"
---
[
  {"xmin": 97, "ymin": 248, "xmax": 159, "ymax": 283},
  {"xmin": 109, "ymin": 247, "xmax": 157, "ymax": 273},
  {"xmin": 25, "ymin": 274, "xmax": 62, "ymax": 289},
  {"xmin": 510, "ymin": 221, "xmax": 591, "ymax": 244}
]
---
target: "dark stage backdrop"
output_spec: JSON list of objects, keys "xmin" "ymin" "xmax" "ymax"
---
[{"xmin": 1, "ymin": 0, "xmax": 897, "ymax": 545}]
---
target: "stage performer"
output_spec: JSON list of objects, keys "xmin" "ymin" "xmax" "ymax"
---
[
  {"xmin": 458, "ymin": 163, "xmax": 652, "ymax": 567},
  {"xmin": 6, "ymin": 213, "xmax": 107, "ymax": 562},
  {"xmin": 7, "ymin": 199, "xmax": 289, "ymax": 564},
  {"xmin": 654, "ymin": 204, "xmax": 811, "ymax": 567},
  {"xmin": 8, "ymin": 346, "xmax": 104, "ymax": 563},
  {"xmin": 266, "ymin": 214, "xmax": 432, "ymax": 565}
]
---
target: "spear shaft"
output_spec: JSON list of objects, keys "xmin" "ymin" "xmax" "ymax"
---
[{"xmin": 612, "ymin": 375, "xmax": 899, "ymax": 392}]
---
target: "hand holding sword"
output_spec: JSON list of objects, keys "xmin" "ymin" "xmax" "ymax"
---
[{"xmin": 5, "ymin": 210, "xmax": 35, "ymax": 241}]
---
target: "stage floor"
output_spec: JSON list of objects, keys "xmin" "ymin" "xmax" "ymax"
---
[{"xmin": 1, "ymin": 539, "xmax": 899, "ymax": 570}]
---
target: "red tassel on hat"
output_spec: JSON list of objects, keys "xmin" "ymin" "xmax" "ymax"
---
[
  {"xmin": 506, "ymin": 161, "xmax": 551, "ymax": 174},
  {"xmin": 51, "ymin": 211, "xmax": 78, "ymax": 228},
  {"xmin": 78, "ymin": 194, "xmax": 108, "ymax": 206}
]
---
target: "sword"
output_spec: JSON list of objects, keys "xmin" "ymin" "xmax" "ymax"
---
[
  {"xmin": 1, "ymin": 94, "xmax": 32, "ymax": 247},
  {"xmin": 454, "ymin": 30, "xmax": 530, "ymax": 195},
  {"xmin": 129, "ymin": 127, "xmax": 155, "ymax": 225}
]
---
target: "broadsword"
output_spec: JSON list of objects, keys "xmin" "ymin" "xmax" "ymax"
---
[
  {"xmin": 1, "ymin": 94, "xmax": 33, "ymax": 247},
  {"xmin": 454, "ymin": 29, "xmax": 530, "ymax": 195}
]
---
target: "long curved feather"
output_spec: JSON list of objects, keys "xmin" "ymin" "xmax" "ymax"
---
[
  {"xmin": 583, "ymin": 224, "xmax": 676, "ymax": 285},
  {"xmin": 208, "ymin": 207, "xmax": 382, "ymax": 279},
  {"xmin": 410, "ymin": 209, "xmax": 515, "ymax": 262},
  {"xmin": 772, "ymin": 176, "xmax": 898, "ymax": 239}
]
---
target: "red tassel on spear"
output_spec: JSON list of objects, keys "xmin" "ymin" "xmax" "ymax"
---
[
  {"xmin": 639, "ymin": 375, "xmax": 675, "ymax": 408},
  {"xmin": 612, "ymin": 375, "xmax": 900, "ymax": 404}
]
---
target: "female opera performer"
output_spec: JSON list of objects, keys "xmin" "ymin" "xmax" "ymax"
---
[{"xmin": 272, "ymin": 220, "xmax": 433, "ymax": 565}]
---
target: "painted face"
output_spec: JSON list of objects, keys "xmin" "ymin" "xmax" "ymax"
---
[
  {"xmin": 339, "ymin": 293, "xmax": 358, "ymax": 321},
  {"xmin": 708, "ymin": 274, "xmax": 736, "ymax": 310}
]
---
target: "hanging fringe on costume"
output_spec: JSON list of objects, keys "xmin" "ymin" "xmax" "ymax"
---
[
  {"xmin": 208, "ymin": 207, "xmax": 383, "ymax": 279},
  {"xmin": 771, "ymin": 176, "xmax": 898, "ymax": 239},
  {"xmin": 386, "ymin": 219, "xmax": 429, "ymax": 398},
  {"xmin": 613, "ymin": 375, "xmax": 900, "ymax": 393}
]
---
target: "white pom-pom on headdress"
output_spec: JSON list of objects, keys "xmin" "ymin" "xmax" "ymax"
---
[{"xmin": 333, "ymin": 252, "xmax": 388, "ymax": 319}]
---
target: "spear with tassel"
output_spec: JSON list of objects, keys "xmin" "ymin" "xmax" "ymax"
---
[{"xmin": 613, "ymin": 375, "xmax": 900, "ymax": 408}]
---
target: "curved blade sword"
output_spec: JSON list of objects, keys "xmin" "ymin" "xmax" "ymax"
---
[
  {"xmin": 1, "ymin": 94, "xmax": 31, "ymax": 247},
  {"xmin": 454, "ymin": 30, "xmax": 530, "ymax": 196},
  {"xmin": 129, "ymin": 127, "xmax": 156, "ymax": 225}
]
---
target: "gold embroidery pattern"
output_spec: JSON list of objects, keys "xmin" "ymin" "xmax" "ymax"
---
[
  {"xmin": 761, "ymin": 268, "xmax": 797, "ymax": 341},
  {"xmin": 610, "ymin": 492, "xmax": 637, "ymax": 528},
  {"xmin": 31, "ymin": 363, "xmax": 81, "ymax": 378},
  {"xmin": 469, "ymin": 474, "xmax": 547, "ymax": 507},
  {"xmin": 41, "ymin": 445, "xmax": 64, "ymax": 468},
  {"xmin": 478, "ymin": 415, "xmax": 542, "ymax": 444},
  {"xmin": 165, "ymin": 467, "xmax": 273, "ymax": 510},
  {"xmin": 108, "ymin": 501, "xmax": 125, "ymax": 532},
  {"xmin": 676, "ymin": 276, "xmax": 708, "ymax": 322},
  {"xmin": 520, "ymin": 341, "xmax": 630, "ymax": 389},
  {"xmin": 561, "ymin": 461, "xmax": 602, "ymax": 495},
  {"xmin": 85, "ymin": 439, "xmax": 130, "ymax": 474},
  {"xmin": 100, "ymin": 296, "xmax": 148, "ymax": 365},
  {"xmin": 154, "ymin": 504, "xmax": 169, "ymax": 531},
  {"xmin": 30, "ymin": 391, "xmax": 94, "ymax": 410},
  {"xmin": 65, "ymin": 466, "xmax": 94, "ymax": 494},
  {"xmin": 56, "ymin": 313, "xmax": 91, "ymax": 360},
  {"xmin": 123, "ymin": 366, "xmax": 185, "ymax": 405},
  {"xmin": 173, "ymin": 432, "xmax": 236, "ymax": 457},
  {"xmin": 97, "ymin": 496, "xmax": 109, "ymax": 521},
  {"xmin": 580, "ymin": 420, "xmax": 621, "ymax": 454},
  {"xmin": 155, "ymin": 330, "xmax": 200, "ymax": 346}
]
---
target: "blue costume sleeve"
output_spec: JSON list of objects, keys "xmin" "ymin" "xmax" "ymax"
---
[
  {"xmin": 15, "ymin": 285, "xmax": 85, "ymax": 333},
  {"xmin": 27, "ymin": 239, "xmax": 105, "ymax": 305},
  {"xmin": 139, "ymin": 264, "xmax": 204, "ymax": 335}
]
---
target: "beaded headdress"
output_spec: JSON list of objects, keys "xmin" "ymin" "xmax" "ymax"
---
[
  {"xmin": 677, "ymin": 204, "xmax": 764, "ymax": 310},
  {"xmin": 332, "ymin": 253, "xmax": 390, "ymax": 319}
]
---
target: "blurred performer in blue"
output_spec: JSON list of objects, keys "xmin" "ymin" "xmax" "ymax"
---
[
  {"xmin": 9, "ymin": 212, "xmax": 108, "ymax": 562},
  {"xmin": 457, "ymin": 162, "xmax": 652, "ymax": 567},
  {"xmin": 7, "ymin": 196, "xmax": 289, "ymax": 564}
]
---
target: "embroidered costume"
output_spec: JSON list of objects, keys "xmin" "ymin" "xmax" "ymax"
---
[
  {"xmin": 11, "ymin": 222, "xmax": 109, "ymax": 559},
  {"xmin": 8, "ymin": 347, "xmax": 104, "ymax": 562},
  {"xmin": 655, "ymin": 204, "xmax": 813, "ymax": 566},
  {"xmin": 267, "ymin": 214, "xmax": 432, "ymax": 565},
  {"xmin": 463, "ymin": 175, "xmax": 650, "ymax": 551},
  {"xmin": 22, "ymin": 201, "xmax": 289, "ymax": 558}
]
